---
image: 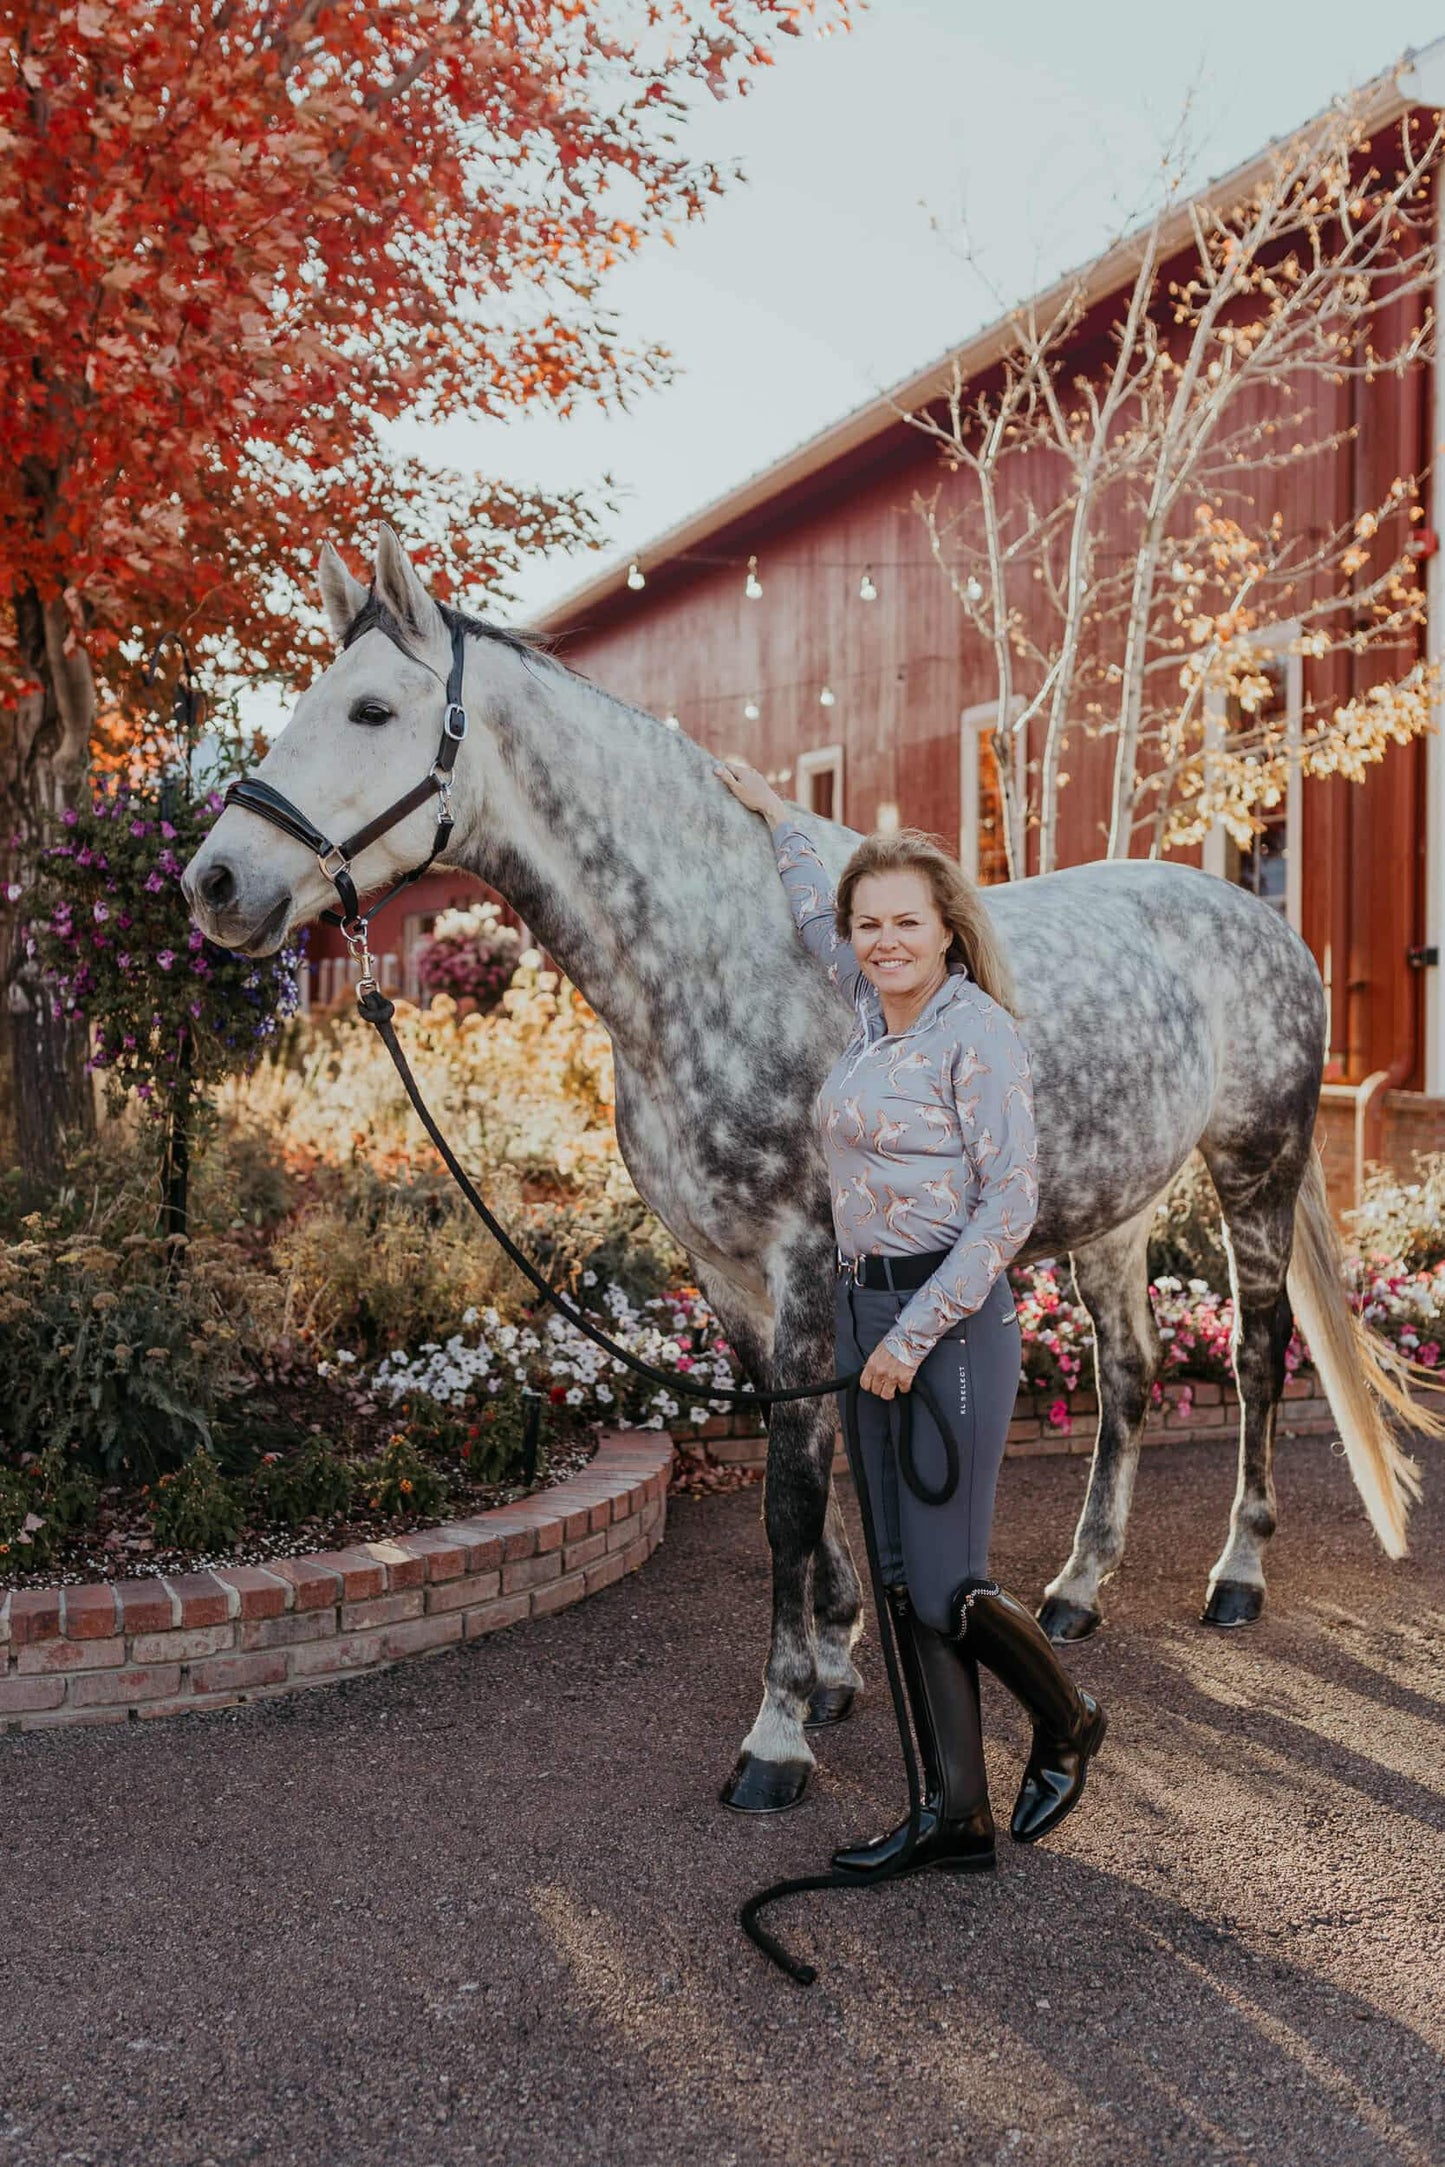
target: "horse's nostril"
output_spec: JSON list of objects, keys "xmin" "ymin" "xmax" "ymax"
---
[{"xmin": 198, "ymin": 860, "xmax": 237, "ymax": 911}]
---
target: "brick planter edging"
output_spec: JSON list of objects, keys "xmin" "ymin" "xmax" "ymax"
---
[
  {"xmin": 706, "ymin": 1377, "xmax": 1342, "ymax": 1474},
  {"xmin": 0, "ymin": 1431, "xmax": 672, "ymax": 1735}
]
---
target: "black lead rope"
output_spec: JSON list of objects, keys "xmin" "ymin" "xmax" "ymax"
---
[{"xmin": 355, "ymin": 983, "xmax": 953, "ymax": 1985}]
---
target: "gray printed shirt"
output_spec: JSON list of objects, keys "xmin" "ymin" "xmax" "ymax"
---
[{"xmin": 773, "ymin": 819, "xmax": 1040, "ymax": 1367}]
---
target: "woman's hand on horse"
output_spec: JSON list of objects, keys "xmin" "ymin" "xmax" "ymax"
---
[
  {"xmin": 859, "ymin": 1345, "xmax": 919, "ymax": 1400},
  {"xmin": 712, "ymin": 757, "xmax": 786, "ymax": 821}
]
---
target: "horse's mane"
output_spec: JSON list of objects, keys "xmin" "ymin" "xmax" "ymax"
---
[{"xmin": 341, "ymin": 590, "xmax": 557, "ymax": 668}]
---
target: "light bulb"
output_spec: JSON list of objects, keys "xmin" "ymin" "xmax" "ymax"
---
[
  {"xmin": 744, "ymin": 698, "xmax": 760, "ymax": 720},
  {"xmin": 858, "ymin": 567, "xmax": 878, "ymax": 602},
  {"xmin": 663, "ymin": 712, "xmax": 680, "ymax": 730},
  {"xmin": 964, "ymin": 575, "xmax": 984, "ymax": 603},
  {"xmin": 744, "ymin": 555, "xmax": 763, "ymax": 601},
  {"xmin": 627, "ymin": 561, "xmax": 646, "ymax": 591},
  {"xmin": 819, "ymin": 684, "xmax": 836, "ymax": 708}
]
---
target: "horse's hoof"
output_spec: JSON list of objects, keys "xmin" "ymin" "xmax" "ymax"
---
[
  {"xmin": 1201, "ymin": 1580, "xmax": 1264, "ymax": 1628},
  {"xmin": 1037, "ymin": 1596, "xmax": 1102, "ymax": 1643},
  {"xmin": 718, "ymin": 1752, "xmax": 812, "ymax": 1814},
  {"xmin": 804, "ymin": 1684, "xmax": 856, "ymax": 1729}
]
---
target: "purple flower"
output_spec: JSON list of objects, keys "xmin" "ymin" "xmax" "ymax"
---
[
  {"xmin": 156, "ymin": 949, "xmax": 175, "ymax": 971},
  {"xmin": 187, "ymin": 925, "xmax": 204, "ymax": 950},
  {"xmin": 161, "ymin": 821, "xmax": 177, "ymax": 840},
  {"xmin": 130, "ymin": 819, "xmax": 149, "ymax": 838},
  {"xmin": 62, "ymin": 807, "xmax": 78, "ymax": 828},
  {"xmin": 144, "ymin": 871, "xmax": 165, "ymax": 894},
  {"xmin": 92, "ymin": 900, "xmax": 109, "ymax": 923},
  {"xmin": 117, "ymin": 952, "xmax": 131, "ymax": 971}
]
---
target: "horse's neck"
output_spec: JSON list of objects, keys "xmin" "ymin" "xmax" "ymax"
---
[{"xmin": 458, "ymin": 647, "xmax": 748, "ymax": 1055}]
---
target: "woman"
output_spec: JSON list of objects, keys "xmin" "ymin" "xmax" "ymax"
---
[{"xmin": 713, "ymin": 757, "xmax": 1107, "ymax": 1878}]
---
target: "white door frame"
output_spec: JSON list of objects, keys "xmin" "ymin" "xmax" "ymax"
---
[{"xmin": 796, "ymin": 742, "xmax": 844, "ymax": 820}]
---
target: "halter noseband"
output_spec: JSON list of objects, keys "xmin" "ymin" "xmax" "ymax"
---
[{"xmin": 223, "ymin": 618, "xmax": 469, "ymax": 964}]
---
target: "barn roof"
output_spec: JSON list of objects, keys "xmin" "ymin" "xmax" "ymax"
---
[{"xmin": 529, "ymin": 39, "xmax": 1445, "ymax": 640}]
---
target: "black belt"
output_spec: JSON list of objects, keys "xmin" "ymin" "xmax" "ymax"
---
[{"xmin": 837, "ymin": 1245, "xmax": 950, "ymax": 1292}]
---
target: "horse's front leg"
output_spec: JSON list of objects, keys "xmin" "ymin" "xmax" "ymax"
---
[
  {"xmin": 807, "ymin": 1484, "xmax": 865, "ymax": 1726},
  {"xmin": 720, "ymin": 1252, "xmax": 838, "ymax": 1813}
]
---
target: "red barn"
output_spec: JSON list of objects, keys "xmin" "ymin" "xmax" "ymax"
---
[{"xmin": 529, "ymin": 49, "xmax": 1445, "ymax": 1208}]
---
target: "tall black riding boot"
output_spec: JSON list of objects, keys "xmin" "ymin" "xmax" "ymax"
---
[
  {"xmin": 832, "ymin": 1585, "xmax": 996, "ymax": 1879},
  {"xmin": 955, "ymin": 1582, "xmax": 1107, "ymax": 1844}
]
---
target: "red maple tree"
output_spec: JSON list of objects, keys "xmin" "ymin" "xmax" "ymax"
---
[{"xmin": 0, "ymin": 0, "xmax": 845, "ymax": 1161}]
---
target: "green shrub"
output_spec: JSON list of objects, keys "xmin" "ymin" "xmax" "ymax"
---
[
  {"xmin": 273, "ymin": 1164, "xmax": 529, "ymax": 1357},
  {"xmin": 0, "ymin": 1235, "xmax": 238, "ymax": 1485},
  {"xmin": 191, "ymin": 1118, "xmax": 295, "ymax": 1232},
  {"xmin": 357, "ymin": 1432, "xmax": 450, "ymax": 1521},
  {"xmin": 149, "ymin": 1448, "xmax": 247, "ymax": 1553},
  {"xmin": 524, "ymin": 1190, "xmax": 685, "ymax": 1307},
  {"xmin": 403, "ymin": 1386, "xmax": 539, "ymax": 1487},
  {"xmin": 248, "ymin": 1435, "xmax": 356, "ymax": 1528},
  {"xmin": 0, "ymin": 1445, "xmax": 100, "ymax": 1576}
]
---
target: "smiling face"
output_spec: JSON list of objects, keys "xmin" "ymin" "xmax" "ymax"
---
[{"xmin": 848, "ymin": 868, "xmax": 951, "ymax": 1003}]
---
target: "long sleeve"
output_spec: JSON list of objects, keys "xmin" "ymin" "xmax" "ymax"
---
[
  {"xmin": 881, "ymin": 1008, "xmax": 1039, "ymax": 1366},
  {"xmin": 771, "ymin": 817, "xmax": 864, "ymax": 1002}
]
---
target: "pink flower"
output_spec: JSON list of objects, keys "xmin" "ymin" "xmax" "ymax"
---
[
  {"xmin": 92, "ymin": 900, "xmax": 109, "ymax": 923},
  {"xmin": 1046, "ymin": 1398, "xmax": 1071, "ymax": 1433},
  {"xmin": 156, "ymin": 949, "xmax": 175, "ymax": 971},
  {"xmin": 1418, "ymin": 1341, "xmax": 1439, "ymax": 1368}
]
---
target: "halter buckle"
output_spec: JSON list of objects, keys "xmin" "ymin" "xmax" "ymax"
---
[
  {"xmin": 443, "ymin": 703, "xmax": 468, "ymax": 741},
  {"xmin": 317, "ymin": 843, "xmax": 350, "ymax": 881}
]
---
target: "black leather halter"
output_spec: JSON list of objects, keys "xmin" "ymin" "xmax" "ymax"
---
[{"xmin": 223, "ymin": 617, "xmax": 469, "ymax": 942}]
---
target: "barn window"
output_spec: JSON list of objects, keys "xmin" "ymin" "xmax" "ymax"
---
[
  {"xmin": 796, "ymin": 744, "xmax": 844, "ymax": 822},
  {"xmin": 1202, "ymin": 637, "xmax": 1302, "ymax": 931},
  {"xmin": 960, "ymin": 701, "xmax": 1023, "ymax": 883}
]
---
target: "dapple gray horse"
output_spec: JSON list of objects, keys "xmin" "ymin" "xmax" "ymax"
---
[{"xmin": 184, "ymin": 527, "xmax": 1431, "ymax": 1812}]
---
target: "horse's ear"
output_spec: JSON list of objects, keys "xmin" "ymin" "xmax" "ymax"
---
[
  {"xmin": 373, "ymin": 523, "xmax": 441, "ymax": 647},
  {"xmin": 318, "ymin": 542, "xmax": 368, "ymax": 644}
]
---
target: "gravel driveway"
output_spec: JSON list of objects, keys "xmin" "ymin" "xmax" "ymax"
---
[{"xmin": 3, "ymin": 1428, "xmax": 1442, "ymax": 2167}]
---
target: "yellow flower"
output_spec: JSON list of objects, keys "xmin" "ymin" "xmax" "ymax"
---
[{"xmin": 400, "ymin": 1477, "xmax": 414, "ymax": 1494}]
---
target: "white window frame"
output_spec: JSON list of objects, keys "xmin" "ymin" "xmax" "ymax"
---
[
  {"xmin": 796, "ymin": 742, "xmax": 844, "ymax": 822},
  {"xmin": 1200, "ymin": 621, "xmax": 1303, "ymax": 935},
  {"xmin": 959, "ymin": 700, "xmax": 1025, "ymax": 880}
]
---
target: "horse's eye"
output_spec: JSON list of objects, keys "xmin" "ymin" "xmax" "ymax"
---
[{"xmin": 349, "ymin": 700, "xmax": 393, "ymax": 727}]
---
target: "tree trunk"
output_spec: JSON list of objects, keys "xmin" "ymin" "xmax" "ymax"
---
[{"xmin": 0, "ymin": 583, "xmax": 98, "ymax": 1185}]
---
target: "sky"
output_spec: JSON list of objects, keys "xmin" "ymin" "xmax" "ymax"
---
[{"xmin": 379, "ymin": 0, "xmax": 1445, "ymax": 633}]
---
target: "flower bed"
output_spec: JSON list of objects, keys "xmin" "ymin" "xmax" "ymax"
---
[{"xmin": 0, "ymin": 1431, "xmax": 673, "ymax": 1734}]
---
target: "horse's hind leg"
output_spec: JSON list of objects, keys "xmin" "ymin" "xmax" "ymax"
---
[
  {"xmin": 1198, "ymin": 1143, "xmax": 1303, "ymax": 1627},
  {"xmin": 1038, "ymin": 1200, "xmax": 1163, "ymax": 1642},
  {"xmin": 688, "ymin": 1256, "xmax": 863, "ymax": 1728}
]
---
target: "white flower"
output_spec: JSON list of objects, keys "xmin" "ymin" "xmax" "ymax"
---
[
  {"xmin": 565, "ymin": 1387, "xmax": 584, "ymax": 1406},
  {"xmin": 462, "ymin": 1306, "xmax": 479, "ymax": 1326},
  {"xmin": 595, "ymin": 1385, "xmax": 613, "ymax": 1403},
  {"xmin": 335, "ymin": 1349, "xmax": 356, "ymax": 1366},
  {"xmin": 581, "ymin": 1270, "xmax": 597, "ymax": 1286}
]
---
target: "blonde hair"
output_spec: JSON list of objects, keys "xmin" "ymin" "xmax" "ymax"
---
[{"xmin": 835, "ymin": 828, "xmax": 1020, "ymax": 1016}]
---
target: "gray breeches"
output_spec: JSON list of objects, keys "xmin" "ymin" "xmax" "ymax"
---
[{"xmin": 834, "ymin": 1271, "xmax": 1022, "ymax": 1634}]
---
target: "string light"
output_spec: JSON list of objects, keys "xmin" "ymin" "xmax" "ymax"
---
[
  {"xmin": 858, "ymin": 567, "xmax": 878, "ymax": 602},
  {"xmin": 819, "ymin": 685, "xmax": 836, "ymax": 708},
  {"xmin": 627, "ymin": 560, "xmax": 646, "ymax": 591},
  {"xmin": 744, "ymin": 555, "xmax": 763, "ymax": 601},
  {"xmin": 964, "ymin": 575, "xmax": 984, "ymax": 603},
  {"xmin": 744, "ymin": 697, "xmax": 760, "ymax": 720},
  {"xmin": 662, "ymin": 712, "xmax": 680, "ymax": 729}
]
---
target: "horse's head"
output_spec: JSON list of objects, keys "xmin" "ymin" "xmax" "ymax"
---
[{"xmin": 183, "ymin": 527, "xmax": 467, "ymax": 954}]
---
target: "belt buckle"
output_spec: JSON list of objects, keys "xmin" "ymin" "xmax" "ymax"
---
[{"xmin": 837, "ymin": 1248, "xmax": 861, "ymax": 1284}]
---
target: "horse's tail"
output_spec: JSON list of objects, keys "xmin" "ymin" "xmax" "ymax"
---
[{"xmin": 1285, "ymin": 1147, "xmax": 1439, "ymax": 1559}]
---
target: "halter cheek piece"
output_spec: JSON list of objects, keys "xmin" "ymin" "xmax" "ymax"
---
[{"xmin": 222, "ymin": 618, "xmax": 469, "ymax": 983}]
